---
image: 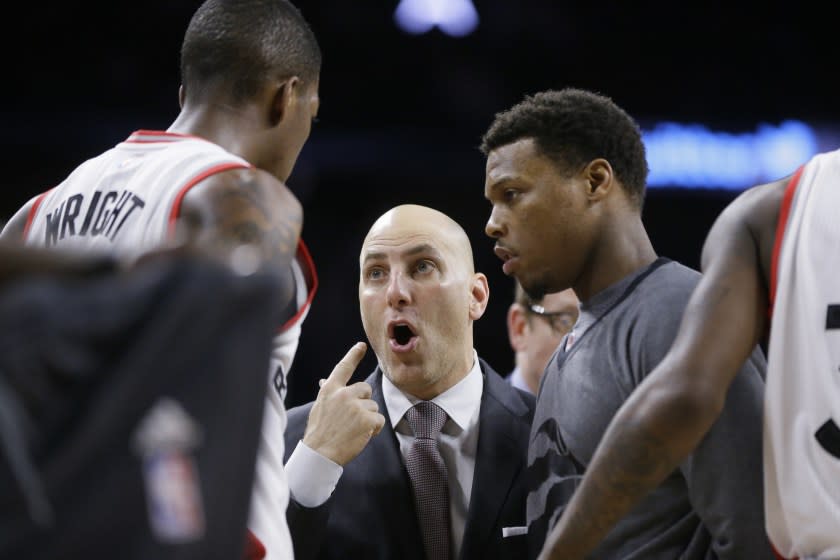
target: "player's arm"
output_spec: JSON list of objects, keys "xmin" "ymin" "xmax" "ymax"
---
[
  {"xmin": 537, "ymin": 183, "xmax": 780, "ymax": 560},
  {"xmin": 179, "ymin": 167, "xmax": 303, "ymax": 273}
]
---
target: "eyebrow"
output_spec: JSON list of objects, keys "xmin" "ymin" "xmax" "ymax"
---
[
  {"xmin": 362, "ymin": 243, "xmax": 442, "ymax": 265},
  {"xmin": 485, "ymin": 176, "xmax": 518, "ymax": 197}
]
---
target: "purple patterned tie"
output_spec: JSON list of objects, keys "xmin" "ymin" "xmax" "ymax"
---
[{"xmin": 404, "ymin": 401, "xmax": 451, "ymax": 560}]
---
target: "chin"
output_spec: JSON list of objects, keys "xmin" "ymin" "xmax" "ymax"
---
[
  {"xmin": 383, "ymin": 362, "xmax": 423, "ymax": 387},
  {"xmin": 519, "ymin": 280, "xmax": 547, "ymax": 301}
]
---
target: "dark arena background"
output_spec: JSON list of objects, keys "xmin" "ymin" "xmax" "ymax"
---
[{"xmin": 2, "ymin": 1, "xmax": 836, "ymax": 407}]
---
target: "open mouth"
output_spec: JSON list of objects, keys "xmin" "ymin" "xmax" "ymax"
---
[
  {"xmin": 389, "ymin": 322, "xmax": 418, "ymax": 352},
  {"xmin": 393, "ymin": 324, "xmax": 415, "ymax": 345}
]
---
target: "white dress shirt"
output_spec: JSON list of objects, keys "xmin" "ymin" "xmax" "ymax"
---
[
  {"xmin": 286, "ymin": 351, "xmax": 484, "ymax": 559},
  {"xmin": 505, "ymin": 366, "xmax": 532, "ymax": 394}
]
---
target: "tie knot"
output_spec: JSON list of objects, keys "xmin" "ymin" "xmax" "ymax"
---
[{"xmin": 405, "ymin": 401, "xmax": 447, "ymax": 439}]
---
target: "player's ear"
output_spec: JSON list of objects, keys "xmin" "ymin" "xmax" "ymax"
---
[
  {"xmin": 178, "ymin": 85, "xmax": 186, "ymax": 109},
  {"xmin": 269, "ymin": 76, "xmax": 302, "ymax": 127},
  {"xmin": 583, "ymin": 158, "xmax": 614, "ymax": 202}
]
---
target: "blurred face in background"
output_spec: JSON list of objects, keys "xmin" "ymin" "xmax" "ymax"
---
[{"xmin": 508, "ymin": 288, "xmax": 579, "ymax": 394}]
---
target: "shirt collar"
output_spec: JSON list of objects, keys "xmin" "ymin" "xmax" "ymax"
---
[{"xmin": 382, "ymin": 350, "xmax": 483, "ymax": 432}]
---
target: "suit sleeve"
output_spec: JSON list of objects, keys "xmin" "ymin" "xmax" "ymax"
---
[{"xmin": 286, "ymin": 497, "xmax": 332, "ymax": 560}]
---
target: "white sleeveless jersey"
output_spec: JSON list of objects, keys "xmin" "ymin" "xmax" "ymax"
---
[
  {"xmin": 765, "ymin": 149, "xmax": 840, "ymax": 559},
  {"xmin": 24, "ymin": 130, "xmax": 252, "ymax": 257},
  {"xmin": 22, "ymin": 130, "xmax": 317, "ymax": 559}
]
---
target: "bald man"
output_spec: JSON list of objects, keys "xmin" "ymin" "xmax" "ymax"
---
[{"xmin": 283, "ymin": 205, "xmax": 535, "ymax": 560}]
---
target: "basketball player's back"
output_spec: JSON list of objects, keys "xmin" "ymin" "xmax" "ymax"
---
[{"xmin": 18, "ymin": 131, "xmax": 250, "ymax": 256}]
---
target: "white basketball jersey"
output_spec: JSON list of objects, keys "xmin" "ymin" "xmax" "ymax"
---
[
  {"xmin": 22, "ymin": 130, "xmax": 317, "ymax": 559},
  {"xmin": 24, "ymin": 130, "xmax": 251, "ymax": 257},
  {"xmin": 765, "ymin": 149, "xmax": 840, "ymax": 559}
]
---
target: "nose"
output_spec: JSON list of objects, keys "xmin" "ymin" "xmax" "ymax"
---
[
  {"xmin": 485, "ymin": 206, "xmax": 505, "ymax": 239},
  {"xmin": 386, "ymin": 270, "xmax": 412, "ymax": 308}
]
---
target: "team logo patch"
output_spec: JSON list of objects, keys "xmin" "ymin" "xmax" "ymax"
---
[{"xmin": 133, "ymin": 397, "xmax": 206, "ymax": 543}]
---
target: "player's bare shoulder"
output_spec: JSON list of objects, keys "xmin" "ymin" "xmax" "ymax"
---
[
  {"xmin": 178, "ymin": 167, "xmax": 303, "ymax": 268},
  {"xmin": 733, "ymin": 177, "xmax": 787, "ymax": 235},
  {"xmin": 736, "ymin": 177, "xmax": 789, "ymax": 273},
  {"xmin": 702, "ymin": 176, "xmax": 789, "ymax": 282}
]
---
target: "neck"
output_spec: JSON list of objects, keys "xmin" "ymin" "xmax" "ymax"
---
[
  {"xmin": 574, "ymin": 212, "xmax": 657, "ymax": 302},
  {"xmin": 402, "ymin": 350, "xmax": 475, "ymax": 401},
  {"xmin": 168, "ymin": 102, "xmax": 260, "ymax": 158}
]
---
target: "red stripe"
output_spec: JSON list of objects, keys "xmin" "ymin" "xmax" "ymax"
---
[
  {"xmin": 769, "ymin": 165, "xmax": 804, "ymax": 314},
  {"xmin": 771, "ymin": 541, "xmax": 798, "ymax": 560},
  {"xmin": 165, "ymin": 163, "xmax": 317, "ymax": 333},
  {"xmin": 279, "ymin": 238, "xmax": 319, "ymax": 333},
  {"xmin": 125, "ymin": 130, "xmax": 202, "ymax": 143},
  {"xmin": 243, "ymin": 529, "xmax": 266, "ymax": 560},
  {"xmin": 166, "ymin": 163, "xmax": 251, "ymax": 238},
  {"xmin": 22, "ymin": 189, "xmax": 54, "ymax": 241}
]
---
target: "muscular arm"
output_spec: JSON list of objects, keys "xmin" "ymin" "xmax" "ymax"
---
[
  {"xmin": 179, "ymin": 167, "xmax": 303, "ymax": 272},
  {"xmin": 538, "ymin": 181, "xmax": 784, "ymax": 559}
]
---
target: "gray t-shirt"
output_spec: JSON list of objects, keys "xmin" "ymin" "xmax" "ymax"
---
[{"xmin": 526, "ymin": 258, "xmax": 773, "ymax": 560}]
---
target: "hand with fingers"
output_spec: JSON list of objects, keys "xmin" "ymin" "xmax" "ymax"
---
[{"xmin": 302, "ymin": 342, "xmax": 387, "ymax": 466}]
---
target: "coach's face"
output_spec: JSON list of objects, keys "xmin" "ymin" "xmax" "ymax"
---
[{"xmin": 358, "ymin": 205, "xmax": 488, "ymax": 400}]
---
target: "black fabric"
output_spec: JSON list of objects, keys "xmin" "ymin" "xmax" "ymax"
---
[
  {"xmin": 0, "ymin": 256, "xmax": 284, "ymax": 560},
  {"xmin": 815, "ymin": 419, "xmax": 840, "ymax": 459},
  {"xmin": 826, "ymin": 304, "xmax": 840, "ymax": 330}
]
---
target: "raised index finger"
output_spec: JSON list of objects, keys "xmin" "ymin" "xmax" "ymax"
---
[{"xmin": 322, "ymin": 342, "xmax": 367, "ymax": 389}]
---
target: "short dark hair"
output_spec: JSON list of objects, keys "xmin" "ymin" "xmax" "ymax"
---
[
  {"xmin": 180, "ymin": 0, "xmax": 321, "ymax": 105},
  {"xmin": 480, "ymin": 88, "xmax": 649, "ymax": 210}
]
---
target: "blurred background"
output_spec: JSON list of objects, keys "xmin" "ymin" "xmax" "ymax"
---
[{"xmin": 3, "ymin": 1, "xmax": 837, "ymax": 406}]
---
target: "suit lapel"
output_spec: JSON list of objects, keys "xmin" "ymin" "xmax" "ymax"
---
[{"xmin": 459, "ymin": 362, "xmax": 528, "ymax": 559}]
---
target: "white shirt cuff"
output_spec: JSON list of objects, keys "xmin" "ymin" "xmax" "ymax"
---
[{"xmin": 285, "ymin": 440, "xmax": 343, "ymax": 508}]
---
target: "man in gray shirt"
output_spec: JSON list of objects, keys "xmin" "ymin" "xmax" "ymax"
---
[{"xmin": 481, "ymin": 88, "xmax": 774, "ymax": 559}]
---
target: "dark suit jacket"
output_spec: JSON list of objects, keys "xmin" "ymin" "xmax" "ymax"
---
[{"xmin": 284, "ymin": 359, "xmax": 535, "ymax": 560}]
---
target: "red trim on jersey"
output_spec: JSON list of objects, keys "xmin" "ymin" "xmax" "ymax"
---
[
  {"xmin": 166, "ymin": 163, "xmax": 252, "ymax": 238},
  {"xmin": 125, "ymin": 130, "xmax": 204, "ymax": 143},
  {"xmin": 163, "ymin": 161, "xmax": 317, "ymax": 333},
  {"xmin": 22, "ymin": 189, "xmax": 54, "ymax": 241},
  {"xmin": 243, "ymin": 529, "xmax": 266, "ymax": 560},
  {"xmin": 279, "ymin": 239, "xmax": 319, "ymax": 333},
  {"xmin": 771, "ymin": 542, "xmax": 798, "ymax": 560},
  {"xmin": 769, "ymin": 165, "xmax": 805, "ymax": 314}
]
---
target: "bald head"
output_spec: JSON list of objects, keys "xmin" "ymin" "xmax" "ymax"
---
[
  {"xmin": 358, "ymin": 204, "xmax": 489, "ymax": 399},
  {"xmin": 361, "ymin": 204, "xmax": 475, "ymax": 274}
]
